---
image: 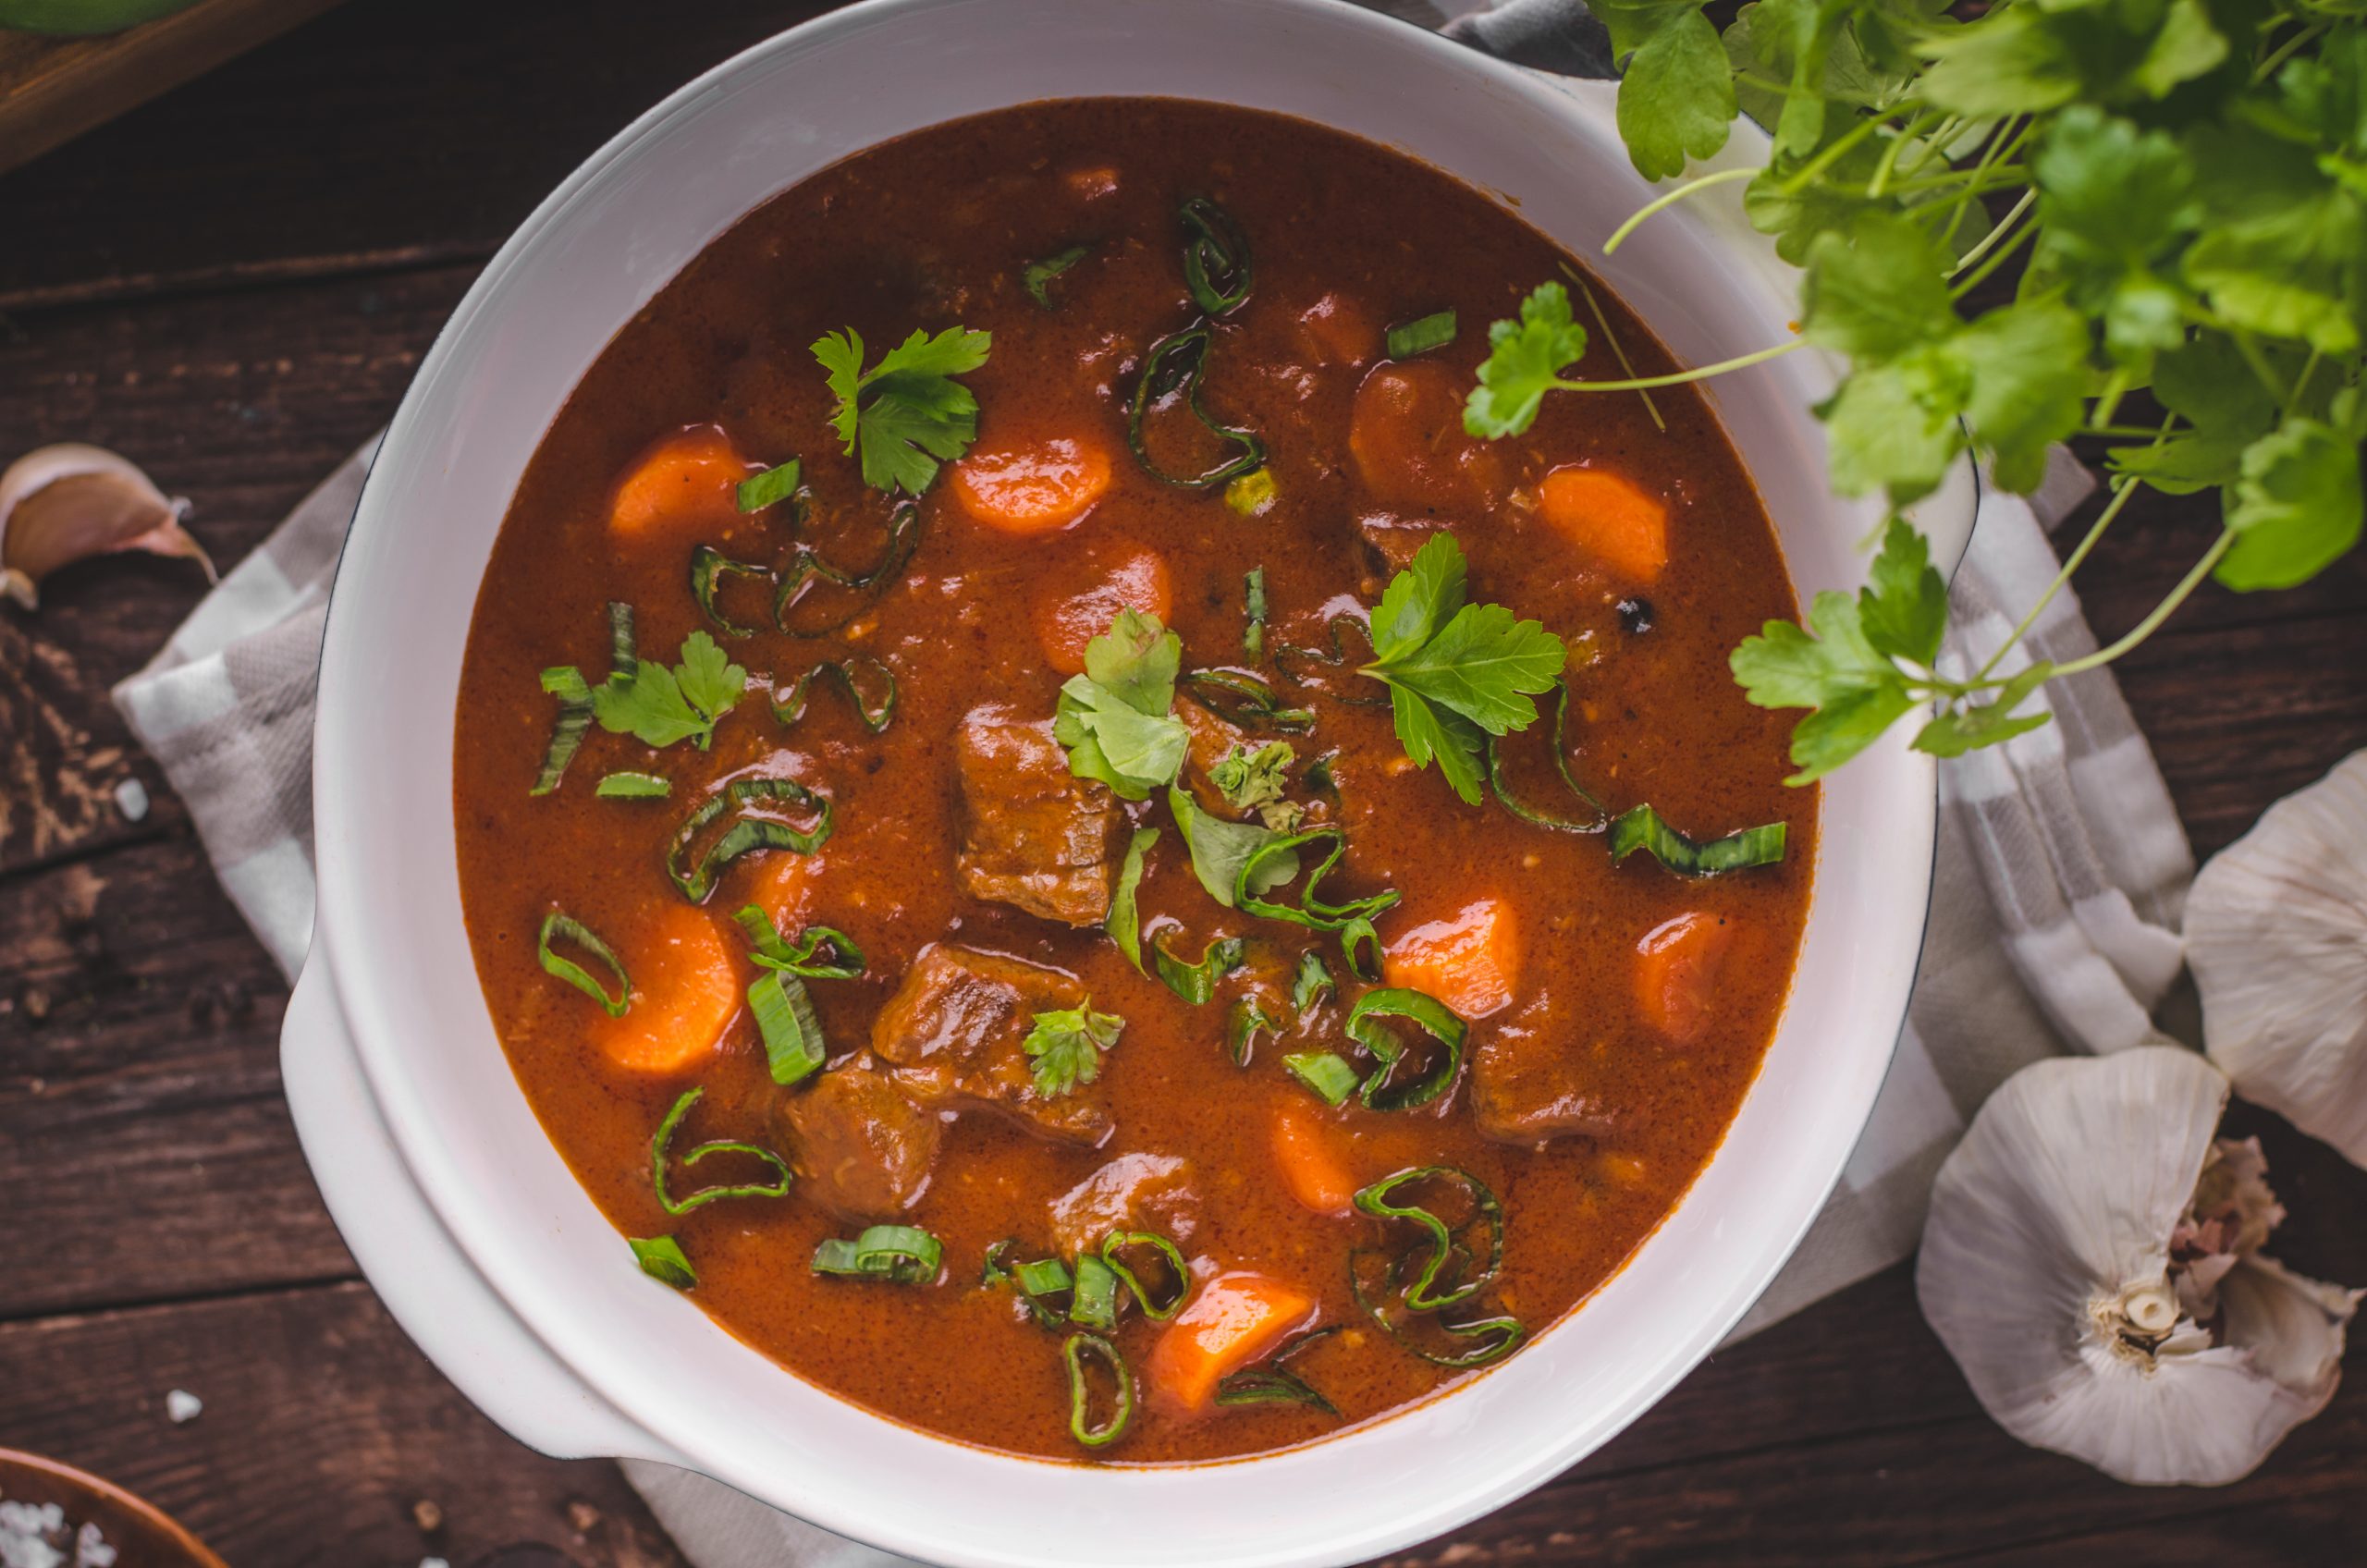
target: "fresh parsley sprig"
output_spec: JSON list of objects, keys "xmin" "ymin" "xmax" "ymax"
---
[
  {"xmin": 590, "ymin": 626, "xmax": 747, "ymax": 752},
  {"xmin": 1358, "ymin": 533, "xmax": 1565, "ymax": 805},
  {"xmin": 1023, "ymin": 1003, "xmax": 1124, "ymax": 1097},
  {"xmin": 1053, "ymin": 608, "xmax": 1192, "ymax": 800},
  {"xmin": 812, "ymin": 325, "xmax": 992, "ymax": 496},
  {"xmin": 1470, "ymin": 0, "xmax": 2363, "ymax": 782}
]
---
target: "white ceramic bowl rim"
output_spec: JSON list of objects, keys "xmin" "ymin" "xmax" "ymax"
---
[{"xmin": 305, "ymin": 4, "xmax": 1957, "ymax": 1565}]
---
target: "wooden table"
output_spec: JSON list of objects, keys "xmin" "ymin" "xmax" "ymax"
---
[{"xmin": 3, "ymin": 4, "xmax": 2362, "ymax": 1563}]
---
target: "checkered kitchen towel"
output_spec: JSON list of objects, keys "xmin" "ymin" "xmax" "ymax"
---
[{"xmin": 108, "ymin": 9, "xmax": 2192, "ymax": 1565}]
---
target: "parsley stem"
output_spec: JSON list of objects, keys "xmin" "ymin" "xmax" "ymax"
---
[
  {"xmin": 2228, "ymin": 327, "xmax": 2297, "ymax": 408},
  {"xmin": 1548, "ymin": 337, "xmax": 1805, "ymax": 394},
  {"xmin": 1571, "ymin": 272, "xmax": 1667, "ymax": 432},
  {"xmin": 1868, "ymin": 109, "xmax": 1943, "ymax": 198},
  {"xmin": 1971, "ymin": 469, "xmax": 2146, "ymax": 683},
  {"xmin": 2254, "ymin": 19, "xmax": 2327, "ymax": 84},
  {"xmin": 1776, "ymin": 111, "xmax": 1900, "ymax": 197},
  {"xmin": 2048, "ymin": 529, "xmax": 2236, "ymax": 681},
  {"xmin": 1948, "ymin": 199, "xmax": 2040, "ymax": 297},
  {"xmin": 1602, "ymin": 167, "xmax": 1757, "ymax": 256}
]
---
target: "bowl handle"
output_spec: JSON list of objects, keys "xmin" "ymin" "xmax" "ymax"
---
[{"xmin": 281, "ymin": 953, "xmax": 687, "ymax": 1466}]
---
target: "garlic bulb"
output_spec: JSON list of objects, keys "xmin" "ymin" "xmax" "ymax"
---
[
  {"xmin": 0, "ymin": 443, "xmax": 213, "ymax": 610},
  {"xmin": 1918, "ymin": 1047, "xmax": 2358, "ymax": 1486},
  {"xmin": 2189, "ymin": 752, "xmax": 2367, "ymax": 1168}
]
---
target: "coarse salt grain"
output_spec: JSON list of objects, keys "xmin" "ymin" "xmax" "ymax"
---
[{"xmin": 165, "ymin": 1390, "xmax": 202, "ymax": 1424}]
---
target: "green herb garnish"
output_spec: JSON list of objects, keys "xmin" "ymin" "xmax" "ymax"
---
[
  {"xmin": 590, "ymin": 614, "xmax": 747, "ymax": 752},
  {"xmin": 1386, "ymin": 310, "xmax": 1458, "ymax": 360},
  {"xmin": 1283, "ymin": 1050, "xmax": 1359, "ymax": 1107},
  {"xmin": 595, "ymin": 771, "xmax": 670, "ymax": 800},
  {"xmin": 535, "ymin": 911, "xmax": 630, "ymax": 1017},
  {"xmin": 1024, "ymin": 244, "xmax": 1090, "ymax": 309},
  {"xmin": 1210, "ymin": 741, "xmax": 1294, "ymax": 815},
  {"xmin": 629, "ymin": 1235, "xmax": 697, "ymax": 1290},
  {"xmin": 1069, "ymin": 1252, "xmax": 1122, "ymax": 1330},
  {"xmin": 530, "ymin": 667, "xmax": 595, "ymax": 796},
  {"xmin": 1102, "ymin": 1231, "xmax": 1192, "ymax": 1320},
  {"xmin": 812, "ymin": 325, "xmax": 992, "ymax": 496},
  {"xmin": 1023, "ymin": 1003, "xmax": 1124, "ymax": 1097},
  {"xmin": 650, "ymin": 1087, "xmax": 793, "ymax": 1216},
  {"xmin": 1345, "ymin": 987, "xmax": 1468, "ymax": 1112},
  {"xmin": 1243, "ymin": 567, "xmax": 1269, "ymax": 657},
  {"xmin": 664, "ymin": 775, "xmax": 831, "ymax": 902},
  {"xmin": 771, "ymin": 655, "xmax": 898, "ymax": 735},
  {"xmin": 1168, "ymin": 784, "xmax": 1298, "ymax": 909},
  {"xmin": 1064, "ymin": 1332, "xmax": 1134, "ymax": 1449},
  {"xmin": 1149, "ymin": 931, "xmax": 1246, "ymax": 1005},
  {"xmin": 1359, "ymin": 533, "xmax": 1564, "ymax": 805},
  {"xmin": 812, "ymin": 1224, "xmax": 943, "ymax": 1285},
  {"xmin": 1127, "ymin": 323, "xmax": 1267, "ymax": 489},
  {"xmin": 735, "ymin": 459, "xmax": 801, "ymax": 513},
  {"xmin": 1610, "ymin": 803, "xmax": 1787, "ymax": 877},
  {"xmin": 1053, "ymin": 608, "xmax": 1190, "ymax": 800},
  {"xmin": 1106, "ymin": 827, "xmax": 1159, "ymax": 972},
  {"xmin": 1179, "ymin": 196, "xmax": 1253, "ymax": 316}
]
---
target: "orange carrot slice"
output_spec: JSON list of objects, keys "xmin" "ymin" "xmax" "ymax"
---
[
  {"xmin": 1537, "ymin": 466, "xmax": 1668, "ymax": 585},
  {"xmin": 609, "ymin": 425, "xmax": 752, "ymax": 538},
  {"xmin": 949, "ymin": 436, "xmax": 1112, "ymax": 534},
  {"xmin": 1035, "ymin": 547, "xmax": 1172, "ymax": 674},
  {"xmin": 1269, "ymin": 1103, "xmax": 1358, "ymax": 1217},
  {"xmin": 1634, "ymin": 911, "xmax": 1735, "ymax": 1046},
  {"xmin": 1145, "ymin": 1271, "xmax": 1318, "ymax": 1414},
  {"xmin": 592, "ymin": 903, "xmax": 741, "ymax": 1075},
  {"xmin": 1382, "ymin": 897, "xmax": 1520, "ymax": 1019}
]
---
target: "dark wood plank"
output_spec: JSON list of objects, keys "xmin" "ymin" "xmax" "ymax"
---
[{"xmin": 0, "ymin": 1280, "xmax": 691, "ymax": 1568}]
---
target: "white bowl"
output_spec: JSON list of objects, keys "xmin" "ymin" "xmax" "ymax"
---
[{"xmin": 283, "ymin": 2, "xmax": 1974, "ymax": 1564}]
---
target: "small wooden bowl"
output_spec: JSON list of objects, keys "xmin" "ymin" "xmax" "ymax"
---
[{"xmin": 0, "ymin": 1449, "xmax": 230, "ymax": 1567}]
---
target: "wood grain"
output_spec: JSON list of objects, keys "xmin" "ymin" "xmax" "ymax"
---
[{"xmin": 0, "ymin": 0, "xmax": 347, "ymax": 177}]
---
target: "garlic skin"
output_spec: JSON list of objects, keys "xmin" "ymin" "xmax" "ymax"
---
[
  {"xmin": 2189, "ymin": 752, "xmax": 2367, "ymax": 1168},
  {"xmin": 1918, "ymin": 1047, "xmax": 2359, "ymax": 1487},
  {"xmin": 0, "ymin": 444, "xmax": 213, "ymax": 610}
]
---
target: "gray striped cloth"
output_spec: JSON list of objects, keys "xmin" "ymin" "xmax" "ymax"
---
[{"xmin": 109, "ymin": 9, "xmax": 2192, "ymax": 1560}]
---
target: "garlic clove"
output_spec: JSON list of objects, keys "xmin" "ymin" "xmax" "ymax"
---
[
  {"xmin": 1917, "ymin": 1046, "xmax": 2356, "ymax": 1487},
  {"xmin": 2189, "ymin": 751, "xmax": 2367, "ymax": 1169},
  {"xmin": 0, "ymin": 443, "xmax": 214, "ymax": 610}
]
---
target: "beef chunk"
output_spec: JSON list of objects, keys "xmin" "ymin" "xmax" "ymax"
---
[
  {"xmin": 1469, "ymin": 1019, "xmax": 1628, "ymax": 1145},
  {"xmin": 1049, "ymin": 1152, "xmax": 1201, "ymax": 1256},
  {"xmin": 955, "ymin": 708, "xmax": 1122, "ymax": 925},
  {"xmin": 773, "ymin": 1058, "xmax": 943, "ymax": 1221},
  {"xmin": 872, "ymin": 943, "xmax": 1113, "ymax": 1146}
]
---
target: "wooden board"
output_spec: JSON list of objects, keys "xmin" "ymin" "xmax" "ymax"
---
[
  {"xmin": 0, "ymin": 0, "xmax": 347, "ymax": 176},
  {"xmin": 1, "ymin": 3, "xmax": 2362, "ymax": 1565}
]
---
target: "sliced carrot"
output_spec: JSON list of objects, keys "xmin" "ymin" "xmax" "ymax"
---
[
  {"xmin": 1269, "ymin": 1103, "xmax": 1358, "ymax": 1217},
  {"xmin": 1537, "ymin": 466, "xmax": 1668, "ymax": 585},
  {"xmin": 1294, "ymin": 291, "xmax": 1378, "ymax": 369},
  {"xmin": 1145, "ymin": 1271, "xmax": 1318, "ymax": 1415},
  {"xmin": 1034, "ymin": 547, "xmax": 1172, "ymax": 674},
  {"xmin": 1349, "ymin": 361, "xmax": 1503, "ymax": 514},
  {"xmin": 609, "ymin": 425, "xmax": 752, "ymax": 538},
  {"xmin": 591, "ymin": 902, "xmax": 741, "ymax": 1075},
  {"xmin": 949, "ymin": 436, "xmax": 1113, "ymax": 534},
  {"xmin": 1382, "ymin": 897, "xmax": 1520, "ymax": 1020},
  {"xmin": 1634, "ymin": 911, "xmax": 1735, "ymax": 1047}
]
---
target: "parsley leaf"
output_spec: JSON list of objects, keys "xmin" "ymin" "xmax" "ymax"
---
[
  {"xmin": 2220, "ymin": 416, "xmax": 2365, "ymax": 591},
  {"xmin": 812, "ymin": 325, "xmax": 993, "ymax": 496},
  {"xmin": 1170, "ymin": 785, "xmax": 1300, "ymax": 908},
  {"xmin": 1022, "ymin": 1003, "xmax": 1123, "ymax": 1098},
  {"xmin": 1913, "ymin": 663, "xmax": 2054, "ymax": 757},
  {"xmin": 1053, "ymin": 608, "xmax": 1190, "ymax": 800},
  {"xmin": 1596, "ymin": 0, "xmax": 1737, "ymax": 180},
  {"xmin": 1463, "ymin": 283, "xmax": 1589, "ymax": 439},
  {"xmin": 591, "ymin": 628, "xmax": 746, "ymax": 751},
  {"xmin": 1212, "ymin": 741, "xmax": 1294, "ymax": 813},
  {"xmin": 1358, "ymin": 533, "xmax": 1565, "ymax": 804}
]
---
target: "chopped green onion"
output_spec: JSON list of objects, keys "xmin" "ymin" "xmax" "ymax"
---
[
  {"xmin": 1023, "ymin": 244, "xmax": 1090, "ymax": 309},
  {"xmin": 650, "ymin": 1086, "xmax": 793, "ymax": 1215},
  {"xmin": 773, "ymin": 498, "xmax": 923, "ymax": 634},
  {"xmin": 1237, "ymin": 825, "xmax": 1400, "ymax": 932},
  {"xmin": 1224, "ymin": 467, "xmax": 1278, "ymax": 517},
  {"xmin": 1063, "ymin": 1332, "xmax": 1134, "ymax": 1449},
  {"xmin": 1243, "ymin": 568, "xmax": 1269, "ymax": 659},
  {"xmin": 1284, "ymin": 1050, "xmax": 1358, "ymax": 1107},
  {"xmin": 1178, "ymin": 196, "xmax": 1252, "ymax": 316},
  {"xmin": 1353, "ymin": 1167, "xmax": 1503, "ymax": 1311},
  {"xmin": 1126, "ymin": 323, "xmax": 1266, "ymax": 490},
  {"xmin": 747, "ymin": 971, "xmax": 827, "ymax": 1086},
  {"xmin": 1215, "ymin": 1326, "xmax": 1341, "ymax": 1414},
  {"xmin": 1385, "ymin": 310, "xmax": 1457, "ymax": 360},
  {"xmin": 1226, "ymin": 996, "xmax": 1280, "ymax": 1066},
  {"xmin": 1610, "ymin": 803, "xmax": 1787, "ymax": 876},
  {"xmin": 1150, "ymin": 931, "xmax": 1245, "ymax": 1006},
  {"xmin": 1290, "ymin": 950, "xmax": 1334, "ymax": 1013},
  {"xmin": 1485, "ymin": 680, "xmax": 1609, "ymax": 833},
  {"xmin": 729, "ymin": 906, "xmax": 865, "ymax": 979},
  {"xmin": 595, "ymin": 770, "xmax": 671, "ymax": 799},
  {"xmin": 812, "ymin": 1223, "xmax": 943, "ymax": 1284},
  {"xmin": 1180, "ymin": 669, "xmax": 1315, "ymax": 733},
  {"xmin": 772, "ymin": 655, "xmax": 898, "ymax": 734},
  {"xmin": 629, "ymin": 1235, "xmax": 697, "ymax": 1290},
  {"xmin": 1346, "ymin": 987, "xmax": 1466, "ymax": 1111},
  {"xmin": 535, "ymin": 911, "xmax": 630, "ymax": 1017},
  {"xmin": 607, "ymin": 600, "xmax": 638, "ymax": 676},
  {"xmin": 736, "ymin": 459, "xmax": 802, "ymax": 513},
  {"xmin": 1340, "ymin": 916, "xmax": 1383, "ymax": 982},
  {"xmin": 1015, "ymin": 1256, "xmax": 1074, "ymax": 1299},
  {"xmin": 1102, "ymin": 1231, "xmax": 1191, "ymax": 1320},
  {"xmin": 981, "ymin": 1239, "xmax": 1019, "ymax": 1285},
  {"xmin": 665, "ymin": 776, "xmax": 832, "ymax": 901},
  {"xmin": 1069, "ymin": 1253, "xmax": 1122, "ymax": 1331},
  {"xmin": 1350, "ymin": 1256, "xmax": 1526, "ymax": 1368},
  {"xmin": 690, "ymin": 545, "xmax": 773, "ymax": 639},
  {"xmin": 1106, "ymin": 827, "xmax": 1159, "ymax": 972},
  {"xmin": 530, "ymin": 667, "xmax": 595, "ymax": 796}
]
